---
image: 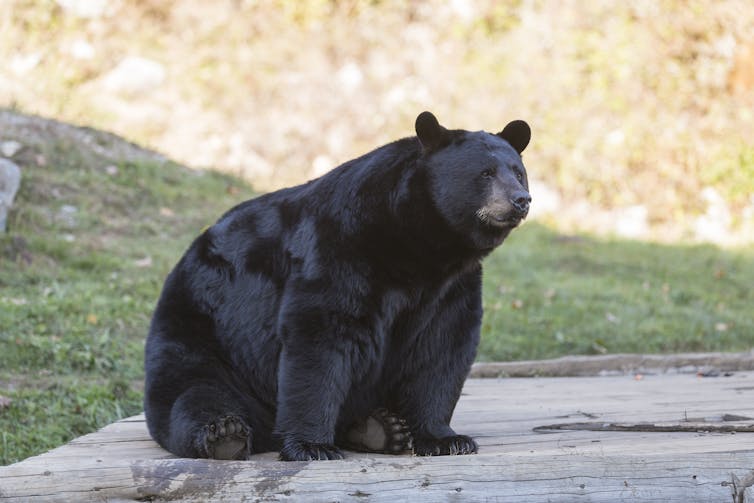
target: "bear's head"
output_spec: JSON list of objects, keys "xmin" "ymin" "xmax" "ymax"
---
[{"xmin": 415, "ymin": 111, "xmax": 531, "ymax": 251}]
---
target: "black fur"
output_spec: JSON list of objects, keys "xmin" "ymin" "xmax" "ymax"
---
[{"xmin": 144, "ymin": 112, "xmax": 532, "ymax": 461}]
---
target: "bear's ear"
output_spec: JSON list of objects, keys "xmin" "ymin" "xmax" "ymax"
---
[
  {"xmin": 497, "ymin": 120, "xmax": 531, "ymax": 154},
  {"xmin": 415, "ymin": 111, "xmax": 448, "ymax": 150}
]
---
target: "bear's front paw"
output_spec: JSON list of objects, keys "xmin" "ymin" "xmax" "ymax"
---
[
  {"xmin": 280, "ymin": 439, "xmax": 344, "ymax": 461},
  {"xmin": 413, "ymin": 435, "xmax": 478, "ymax": 456}
]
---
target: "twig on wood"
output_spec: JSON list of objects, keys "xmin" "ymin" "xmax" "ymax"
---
[{"xmin": 725, "ymin": 470, "xmax": 754, "ymax": 503}]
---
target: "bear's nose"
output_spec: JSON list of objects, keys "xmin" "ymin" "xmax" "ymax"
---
[{"xmin": 511, "ymin": 192, "xmax": 532, "ymax": 214}]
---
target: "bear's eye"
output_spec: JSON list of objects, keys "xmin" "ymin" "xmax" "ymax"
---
[
  {"xmin": 481, "ymin": 168, "xmax": 496, "ymax": 178},
  {"xmin": 516, "ymin": 171, "xmax": 524, "ymax": 182}
]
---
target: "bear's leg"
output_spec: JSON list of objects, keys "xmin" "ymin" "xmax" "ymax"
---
[
  {"xmin": 275, "ymin": 341, "xmax": 365, "ymax": 461},
  {"xmin": 391, "ymin": 269, "xmax": 483, "ymax": 456},
  {"xmin": 340, "ymin": 408, "xmax": 413, "ymax": 454},
  {"xmin": 275, "ymin": 348, "xmax": 346, "ymax": 461},
  {"xmin": 161, "ymin": 384, "xmax": 255, "ymax": 460},
  {"xmin": 147, "ymin": 374, "xmax": 280, "ymax": 458}
]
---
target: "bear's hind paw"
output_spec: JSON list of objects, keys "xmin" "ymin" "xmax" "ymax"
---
[
  {"xmin": 199, "ymin": 415, "xmax": 252, "ymax": 460},
  {"xmin": 344, "ymin": 408, "xmax": 414, "ymax": 454}
]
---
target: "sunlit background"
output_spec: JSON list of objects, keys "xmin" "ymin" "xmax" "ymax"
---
[
  {"xmin": 3, "ymin": 1, "xmax": 754, "ymax": 465},
  {"xmin": 3, "ymin": 0, "xmax": 753, "ymax": 244}
]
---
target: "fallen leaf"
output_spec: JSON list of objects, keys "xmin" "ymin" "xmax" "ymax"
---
[
  {"xmin": 1, "ymin": 297, "xmax": 27, "ymax": 305},
  {"xmin": 134, "ymin": 256, "xmax": 153, "ymax": 268},
  {"xmin": 591, "ymin": 341, "xmax": 608, "ymax": 354},
  {"xmin": 511, "ymin": 299, "xmax": 524, "ymax": 309},
  {"xmin": 698, "ymin": 369, "xmax": 721, "ymax": 378},
  {"xmin": 159, "ymin": 207, "xmax": 175, "ymax": 217},
  {"xmin": 86, "ymin": 313, "xmax": 98, "ymax": 325}
]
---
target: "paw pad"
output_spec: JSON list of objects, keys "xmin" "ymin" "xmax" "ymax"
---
[
  {"xmin": 345, "ymin": 408, "xmax": 413, "ymax": 454},
  {"xmin": 200, "ymin": 415, "xmax": 251, "ymax": 460}
]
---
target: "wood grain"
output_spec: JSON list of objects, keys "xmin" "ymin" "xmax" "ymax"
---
[{"xmin": 2, "ymin": 373, "xmax": 754, "ymax": 502}]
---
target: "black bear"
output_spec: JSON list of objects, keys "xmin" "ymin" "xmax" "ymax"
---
[{"xmin": 144, "ymin": 111, "xmax": 531, "ymax": 461}]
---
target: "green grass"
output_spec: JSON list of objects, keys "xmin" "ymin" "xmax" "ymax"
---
[
  {"xmin": 0, "ymin": 135, "xmax": 250, "ymax": 465},
  {"xmin": 480, "ymin": 225, "xmax": 754, "ymax": 360},
  {"xmin": 2, "ymin": 130, "xmax": 753, "ymax": 464}
]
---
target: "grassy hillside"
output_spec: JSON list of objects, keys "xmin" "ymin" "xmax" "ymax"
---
[
  {"xmin": 0, "ymin": 111, "xmax": 250, "ymax": 464},
  {"xmin": 1, "ymin": 111, "xmax": 753, "ymax": 464},
  {"xmin": 2, "ymin": 1, "xmax": 754, "ymax": 241}
]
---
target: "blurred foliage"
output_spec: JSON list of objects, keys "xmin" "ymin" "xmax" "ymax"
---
[{"xmin": 2, "ymin": 0, "xmax": 753, "ymax": 241}]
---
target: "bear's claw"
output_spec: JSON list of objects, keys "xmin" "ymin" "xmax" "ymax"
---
[
  {"xmin": 280, "ymin": 440, "xmax": 344, "ymax": 461},
  {"xmin": 413, "ymin": 434, "xmax": 478, "ymax": 456}
]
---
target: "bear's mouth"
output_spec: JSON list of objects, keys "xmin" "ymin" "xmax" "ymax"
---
[
  {"xmin": 491, "ymin": 215, "xmax": 522, "ymax": 228},
  {"xmin": 480, "ymin": 213, "xmax": 524, "ymax": 229},
  {"xmin": 476, "ymin": 207, "xmax": 527, "ymax": 229}
]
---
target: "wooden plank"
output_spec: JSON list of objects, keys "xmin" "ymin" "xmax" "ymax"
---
[
  {"xmin": 2, "ymin": 374, "xmax": 754, "ymax": 502},
  {"xmin": 1, "ymin": 451, "xmax": 753, "ymax": 502},
  {"xmin": 471, "ymin": 351, "xmax": 754, "ymax": 377}
]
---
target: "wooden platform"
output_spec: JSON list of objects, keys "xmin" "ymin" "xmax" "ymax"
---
[{"xmin": 2, "ymin": 373, "xmax": 754, "ymax": 502}]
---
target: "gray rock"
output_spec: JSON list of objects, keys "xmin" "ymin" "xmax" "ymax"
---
[
  {"xmin": 1, "ymin": 140, "xmax": 22, "ymax": 157},
  {"xmin": 55, "ymin": 0, "xmax": 109, "ymax": 18},
  {"xmin": 101, "ymin": 57, "xmax": 166, "ymax": 95},
  {"xmin": 613, "ymin": 205, "xmax": 649, "ymax": 239},
  {"xmin": 695, "ymin": 187, "xmax": 732, "ymax": 243},
  {"xmin": 57, "ymin": 204, "xmax": 79, "ymax": 229},
  {"xmin": 0, "ymin": 158, "xmax": 21, "ymax": 232},
  {"xmin": 527, "ymin": 178, "xmax": 561, "ymax": 218}
]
